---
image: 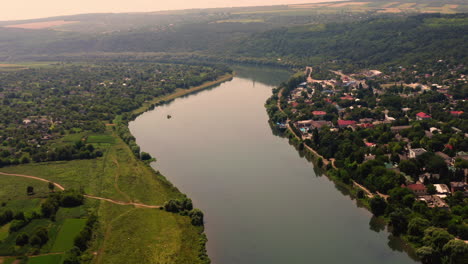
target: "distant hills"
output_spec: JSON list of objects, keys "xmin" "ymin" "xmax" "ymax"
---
[{"xmin": 0, "ymin": 1, "xmax": 466, "ymax": 67}]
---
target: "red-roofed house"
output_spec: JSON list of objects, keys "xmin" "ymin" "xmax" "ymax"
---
[
  {"xmin": 365, "ymin": 142, "xmax": 376, "ymax": 147},
  {"xmin": 291, "ymin": 102, "xmax": 299, "ymax": 108},
  {"xmin": 338, "ymin": 120, "xmax": 357, "ymax": 128},
  {"xmin": 324, "ymin": 98, "xmax": 332, "ymax": 104},
  {"xmin": 405, "ymin": 184, "xmax": 427, "ymax": 196},
  {"xmin": 340, "ymin": 95, "xmax": 354, "ymax": 101},
  {"xmin": 450, "ymin": 111, "xmax": 464, "ymax": 117},
  {"xmin": 416, "ymin": 112, "xmax": 431, "ymax": 120},
  {"xmin": 312, "ymin": 111, "xmax": 327, "ymax": 117},
  {"xmin": 359, "ymin": 123, "xmax": 374, "ymax": 129}
]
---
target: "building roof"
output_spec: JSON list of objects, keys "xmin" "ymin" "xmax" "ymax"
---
[
  {"xmin": 365, "ymin": 142, "xmax": 376, "ymax": 147},
  {"xmin": 407, "ymin": 184, "xmax": 427, "ymax": 191},
  {"xmin": 410, "ymin": 148, "xmax": 427, "ymax": 155},
  {"xmin": 310, "ymin": 120, "xmax": 332, "ymax": 129},
  {"xmin": 416, "ymin": 112, "xmax": 431, "ymax": 119},
  {"xmin": 312, "ymin": 111, "xmax": 327, "ymax": 116},
  {"xmin": 434, "ymin": 184, "xmax": 450, "ymax": 194},
  {"xmin": 340, "ymin": 95, "xmax": 354, "ymax": 100},
  {"xmin": 338, "ymin": 120, "xmax": 356, "ymax": 126},
  {"xmin": 450, "ymin": 182, "xmax": 466, "ymax": 188},
  {"xmin": 291, "ymin": 102, "xmax": 299, "ymax": 108},
  {"xmin": 450, "ymin": 111, "xmax": 464, "ymax": 116},
  {"xmin": 359, "ymin": 123, "xmax": 374, "ymax": 128}
]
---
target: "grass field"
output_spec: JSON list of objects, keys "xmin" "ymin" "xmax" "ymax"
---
[
  {"xmin": 51, "ymin": 219, "xmax": 87, "ymax": 252},
  {"xmin": 27, "ymin": 254, "xmax": 63, "ymax": 264},
  {"xmin": 86, "ymin": 135, "xmax": 115, "ymax": 145},
  {"xmin": 0, "ymin": 125, "xmax": 206, "ymax": 263},
  {"xmin": 0, "ymin": 224, "xmax": 10, "ymax": 241}
]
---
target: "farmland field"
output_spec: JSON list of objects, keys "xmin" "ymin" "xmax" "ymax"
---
[
  {"xmin": 27, "ymin": 254, "xmax": 63, "ymax": 264},
  {"xmin": 51, "ymin": 219, "xmax": 87, "ymax": 252},
  {"xmin": 4, "ymin": 20, "xmax": 78, "ymax": 30}
]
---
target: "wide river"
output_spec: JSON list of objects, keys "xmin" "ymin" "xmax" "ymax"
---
[{"xmin": 129, "ymin": 66, "xmax": 419, "ymax": 264}]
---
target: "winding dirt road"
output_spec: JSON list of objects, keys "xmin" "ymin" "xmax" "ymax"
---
[{"xmin": 0, "ymin": 172, "xmax": 161, "ymax": 209}]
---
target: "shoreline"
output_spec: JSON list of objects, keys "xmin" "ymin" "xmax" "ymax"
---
[{"xmin": 122, "ymin": 72, "xmax": 235, "ymax": 263}]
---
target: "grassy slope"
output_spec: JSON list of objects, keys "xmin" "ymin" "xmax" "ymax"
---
[{"xmin": 0, "ymin": 127, "xmax": 205, "ymax": 264}]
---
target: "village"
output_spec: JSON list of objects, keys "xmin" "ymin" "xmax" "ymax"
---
[{"xmin": 276, "ymin": 63, "xmax": 468, "ymax": 212}]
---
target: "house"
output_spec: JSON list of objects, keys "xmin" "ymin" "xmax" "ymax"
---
[
  {"xmin": 391, "ymin": 125, "xmax": 412, "ymax": 133},
  {"xmin": 409, "ymin": 148, "xmax": 427, "ymax": 159},
  {"xmin": 338, "ymin": 120, "xmax": 356, "ymax": 128},
  {"xmin": 419, "ymin": 173, "xmax": 440, "ymax": 184},
  {"xmin": 359, "ymin": 123, "xmax": 374, "ymax": 129},
  {"xmin": 365, "ymin": 142, "xmax": 376, "ymax": 147},
  {"xmin": 291, "ymin": 102, "xmax": 299, "ymax": 108},
  {"xmin": 450, "ymin": 111, "xmax": 464, "ymax": 117},
  {"xmin": 296, "ymin": 120, "xmax": 313, "ymax": 128},
  {"xmin": 340, "ymin": 95, "xmax": 354, "ymax": 101},
  {"xmin": 419, "ymin": 195, "xmax": 449, "ymax": 209},
  {"xmin": 435, "ymin": 152, "xmax": 453, "ymax": 166},
  {"xmin": 416, "ymin": 112, "xmax": 431, "ymax": 120},
  {"xmin": 359, "ymin": 118, "xmax": 374, "ymax": 123},
  {"xmin": 310, "ymin": 120, "xmax": 332, "ymax": 131},
  {"xmin": 405, "ymin": 183, "xmax": 427, "ymax": 196},
  {"xmin": 364, "ymin": 154, "xmax": 376, "ymax": 161},
  {"xmin": 434, "ymin": 184, "xmax": 451, "ymax": 196},
  {"xmin": 450, "ymin": 182, "xmax": 466, "ymax": 194},
  {"xmin": 312, "ymin": 111, "xmax": 327, "ymax": 118}
]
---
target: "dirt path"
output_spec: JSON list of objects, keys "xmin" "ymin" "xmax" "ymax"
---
[
  {"xmin": 352, "ymin": 180, "xmax": 374, "ymax": 198},
  {"xmin": 305, "ymin": 66, "xmax": 314, "ymax": 83},
  {"xmin": 111, "ymin": 158, "xmax": 133, "ymax": 203},
  {"xmin": 0, "ymin": 171, "xmax": 161, "ymax": 208},
  {"xmin": 0, "ymin": 172, "xmax": 65, "ymax": 191}
]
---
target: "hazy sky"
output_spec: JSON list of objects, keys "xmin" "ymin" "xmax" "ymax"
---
[{"xmin": 1, "ymin": 0, "xmax": 332, "ymax": 21}]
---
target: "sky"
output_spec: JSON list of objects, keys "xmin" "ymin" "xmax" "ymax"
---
[{"xmin": 1, "ymin": 0, "xmax": 333, "ymax": 21}]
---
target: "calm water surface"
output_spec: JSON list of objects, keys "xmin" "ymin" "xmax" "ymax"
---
[{"xmin": 129, "ymin": 66, "xmax": 419, "ymax": 264}]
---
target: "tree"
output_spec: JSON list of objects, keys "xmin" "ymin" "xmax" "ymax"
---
[
  {"xmin": 427, "ymin": 184, "xmax": 436, "ymax": 195},
  {"xmin": 27, "ymin": 186, "xmax": 34, "ymax": 195},
  {"xmin": 399, "ymin": 160, "xmax": 419, "ymax": 177},
  {"xmin": 443, "ymin": 240, "xmax": 468, "ymax": 264},
  {"xmin": 408, "ymin": 217, "xmax": 430, "ymax": 237},
  {"xmin": 15, "ymin": 233, "xmax": 29, "ymax": 246},
  {"xmin": 48, "ymin": 182, "xmax": 55, "ymax": 192},
  {"xmin": 370, "ymin": 197, "xmax": 387, "ymax": 217},
  {"xmin": 140, "ymin": 152, "xmax": 152, "ymax": 161},
  {"xmin": 389, "ymin": 209, "xmax": 409, "ymax": 236},
  {"xmin": 423, "ymin": 227, "xmax": 454, "ymax": 252},
  {"xmin": 416, "ymin": 246, "xmax": 436, "ymax": 264},
  {"xmin": 189, "ymin": 209, "xmax": 204, "ymax": 226}
]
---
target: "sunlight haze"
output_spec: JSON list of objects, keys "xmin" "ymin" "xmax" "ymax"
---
[{"xmin": 1, "ymin": 0, "xmax": 333, "ymax": 21}]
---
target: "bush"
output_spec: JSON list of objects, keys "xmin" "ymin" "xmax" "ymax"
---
[
  {"xmin": 15, "ymin": 233, "xmax": 29, "ymax": 246},
  {"xmin": 370, "ymin": 197, "xmax": 387, "ymax": 217},
  {"xmin": 189, "ymin": 209, "xmax": 204, "ymax": 226}
]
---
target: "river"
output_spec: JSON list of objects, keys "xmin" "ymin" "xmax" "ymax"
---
[{"xmin": 129, "ymin": 66, "xmax": 419, "ymax": 264}]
